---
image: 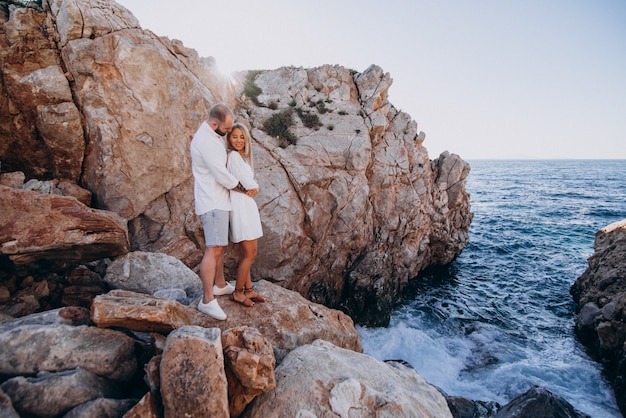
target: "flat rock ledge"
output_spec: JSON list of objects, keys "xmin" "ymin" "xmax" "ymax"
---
[{"xmin": 571, "ymin": 218, "xmax": 626, "ymax": 416}]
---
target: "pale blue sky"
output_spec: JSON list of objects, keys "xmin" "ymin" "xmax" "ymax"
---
[{"xmin": 117, "ymin": 0, "xmax": 626, "ymax": 160}]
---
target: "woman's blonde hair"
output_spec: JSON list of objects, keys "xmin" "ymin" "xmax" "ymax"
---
[{"xmin": 227, "ymin": 123, "xmax": 254, "ymax": 170}]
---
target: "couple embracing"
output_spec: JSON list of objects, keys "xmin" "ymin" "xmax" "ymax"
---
[{"xmin": 190, "ymin": 103, "xmax": 265, "ymax": 320}]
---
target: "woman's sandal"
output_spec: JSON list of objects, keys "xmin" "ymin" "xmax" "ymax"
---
[
  {"xmin": 231, "ymin": 288, "xmax": 254, "ymax": 307},
  {"xmin": 244, "ymin": 286, "xmax": 266, "ymax": 303}
]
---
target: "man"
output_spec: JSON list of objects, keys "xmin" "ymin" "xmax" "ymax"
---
[{"xmin": 190, "ymin": 103, "xmax": 241, "ymax": 320}]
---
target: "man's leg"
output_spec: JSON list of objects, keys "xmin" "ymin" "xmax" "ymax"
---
[{"xmin": 199, "ymin": 245, "xmax": 224, "ymax": 304}]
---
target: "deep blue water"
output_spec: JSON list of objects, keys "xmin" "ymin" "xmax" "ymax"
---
[{"xmin": 358, "ymin": 160, "xmax": 626, "ymax": 418}]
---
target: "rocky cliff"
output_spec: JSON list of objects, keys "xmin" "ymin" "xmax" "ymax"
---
[
  {"xmin": 0, "ymin": 0, "xmax": 471, "ymax": 326},
  {"xmin": 571, "ymin": 219, "xmax": 626, "ymax": 416}
]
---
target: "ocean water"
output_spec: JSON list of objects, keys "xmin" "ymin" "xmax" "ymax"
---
[{"xmin": 357, "ymin": 160, "xmax": 626, "ymax": 418}]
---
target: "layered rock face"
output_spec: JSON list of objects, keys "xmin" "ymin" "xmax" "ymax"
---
[
  {"xmin": 571, "ymin": 219, "xmax": 626, "ymax": 416},
  {"xmin": 0, "ymin": 0, "xmax": 471, "ymax": 325},
  {"xmin": 237, "ymin": 66, "xmax": 472, "ymax": 324}
]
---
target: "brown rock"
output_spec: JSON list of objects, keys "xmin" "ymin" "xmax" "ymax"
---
[
  {"xmin": 160, "ymin": 326, "xmax": 229, "ymax": 418},
  {"xmin": 56, "ymin": 180, "xmax": 92, "ymax": 206},
  {"xmin": 143, "ymin": 355, "xmax": 161, "ymax": 393},
  {"xmin": 91, "ymin": 290, "xmax": 192, "ymax": 333},
  {"xmin": 0, "ymin": 185, "xmax": 129, "ymax": 265},
  {"xmin": 222, "ymin": 327, "xmax": 276, "ymax": 417},
  {"xmin": 0, "ymin": 172, "xmax": 25, "ymax": 188},
  {"xmin": 122, "ymin": 391, "xmax": 163, "ymax": 418},
  {"xmin": 0, "ymin": 7, "xmax": 83, "ymax": 180}
]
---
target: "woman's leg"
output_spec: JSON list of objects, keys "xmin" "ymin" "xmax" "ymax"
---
[
  {"xmin": 242, "ymin": 240, "xmax": 265, "ymax": 302},
  {"xmin": 231, "ymin": 240, "xmax": 257, "ymax": 306}
]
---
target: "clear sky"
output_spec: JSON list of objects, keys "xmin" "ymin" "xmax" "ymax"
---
[{"xmin": 116, "ymin": 0, "xmax": 626, "ymax": 160}]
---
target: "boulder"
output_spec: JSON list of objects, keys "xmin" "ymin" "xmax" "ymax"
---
[
  {"xmin": 103, "ymin": 251, "xmax": 202, "ymax": 300},
  {"xmin": 222, "ymin": 327, "xmax": 276, "ymax": 417},
  {"xmin": 0, "ymin": 185, "xmax": 129, "ymax": 265},
  {"xmin": 0, "ymin": 368, "xmax": 121, "ymax": 418},
  {"xmin": 160, "ymin": 326, "xmax": 229, "ymax": 418},
  {"xmin": 91, "ymin": 289, "xmax": 192, "ymax": 333},
  {"xmin": 0, "ymin": 323, "xmax": 136, "ymax": 381},
  {"xmin": 242, "ymin": 339, "xmax": 453, "ymax": 417},
  {"xmin": 493, "ymin": 385, "xmax": 589, "ymax": 418}
]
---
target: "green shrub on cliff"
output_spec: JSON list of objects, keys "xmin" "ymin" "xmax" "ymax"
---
[
  {"xmin": 243, "ymin": 70, "xmax": 263, "ymax": 106},
  {"xmin": 263, "ymin": 109, "xmax": 297, "ymax": 148}
]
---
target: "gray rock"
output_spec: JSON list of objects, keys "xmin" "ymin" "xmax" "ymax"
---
[
  {"xmin": 243, "ymin": 339, "xmax": 453, "ymax": 417},
  {"xmin": 0, "ymin": 324, "xmax": 136, "ymax": 381},
  {"xmin": 493, "ymin": 385, "xmax": 589, "ymax": 418},
  {"xmin": 103, "ymin": 251, "xmax": 202, "ymax": 298},
  {"xmin": 0, "ymin": 368, "xmax": 121, "ymax": 418},
  {"xmin": 62, "ymin": 398, "xmax": 137, "ymax": 418}
]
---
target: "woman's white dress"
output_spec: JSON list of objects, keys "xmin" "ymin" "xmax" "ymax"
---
[{"xmin": 227, "ymin": 151, "xmax": 263, "ymax": 243}]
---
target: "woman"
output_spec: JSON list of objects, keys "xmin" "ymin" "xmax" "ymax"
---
[{"xmin": 226, "ymin": 123, "xmax": 265, "ymax": 306}]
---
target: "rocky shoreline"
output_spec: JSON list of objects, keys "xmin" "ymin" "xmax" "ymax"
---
[
  {"xmin": 0, "ymin": 250, "xmax": 591, "ymax": 417},
  {"xmin": 571, "ymin": 219, "xmax": 626, "ymax": 417}
]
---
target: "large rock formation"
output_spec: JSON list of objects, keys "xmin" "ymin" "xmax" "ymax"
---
[
  {"xmin": 571, "ymin": 218, "xmax": 626, "ymax": 416},
  {"xmin": 0, "ymin": 0, "xmax": 471, "ymax": 325}
]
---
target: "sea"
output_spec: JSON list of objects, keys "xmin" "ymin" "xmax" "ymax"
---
[{"xmin": 357, "ymin": 160, "xmax": 626, "ymax": 418}]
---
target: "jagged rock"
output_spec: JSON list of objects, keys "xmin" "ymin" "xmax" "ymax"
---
[
  {"xmin": 243, "ymin": 339, "xmax": 453, "ymax": 417},
  {"xmin": 446, "ymin": 396, "xmax": 500, "ymax": 418},
  {"xmin": 0, "ymin": 185, "xmax": 129, "ymax": 265},
  {"xmin": 0, "ymin": 6, "xmax": 84, "ymax": 180},
  {"xmin": 63, "ymin": 398, "xmax": 137, "ymax": 418},
  {"xmin": 0, "ymin": 323, "xmax": 136, "ymax": 381},
  {"xmin": 493, "ymin": 385, "xmax": 589, "ymax": 418},
  {"xmin": 0, "ymin": 368, "xmax": 121, "ymax": 418},
  {"xmin": 122, "ymin": 392, "xmax": 162, "ymax": 418},
  {"xmin": 61, "ymin": 27, "xmax": 231, "ymax": 220},
  {"xmin": 222, "ymin": 327, "xmax": 276, "ymax": 417},
  {"xmin": 571, "ymin": 218, "xmax": 626, "ymax": 415},
  {"xmin": 91, "ymin": 281, "xmax": 362, "ymax": 361},
  {"xmin": 160, "ymin": 326, "xmax": 229, "ymax": 418},
  {"xmin": 47, "ymin": 0, "xmax": 140, "ymax": 46},
  {"xmin": 103, "ymin": 251, "xmax": 202, "ymax": 300}
]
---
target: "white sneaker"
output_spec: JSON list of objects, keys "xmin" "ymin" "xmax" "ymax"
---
[
  {"xmin": 197, "ymin": 299, "xmax": 226, "ymax": 320},
  {"xmin": 213, "ymin": 282, "xmax": 235, "ymax": 296}
]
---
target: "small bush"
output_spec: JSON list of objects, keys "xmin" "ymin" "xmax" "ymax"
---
[
  {"xmin": 295, "ymin": 108, "xmax": 322, "ymax": 130},
  {"xmin": 263, "ymin": 109, "xmax": 298, "ymax": 147},
  {"xmin": 243, "ymin": 70, "xmax": 263, "ymax": 105}
]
